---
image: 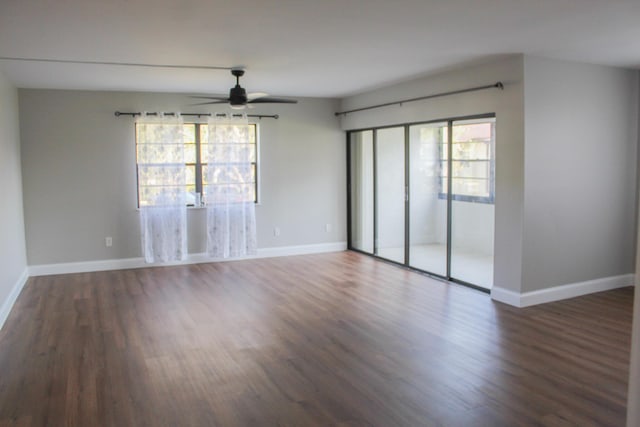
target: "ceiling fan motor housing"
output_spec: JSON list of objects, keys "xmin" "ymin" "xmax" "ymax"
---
[{"xmin": 229, "ymin": 85, "xmax": 247, "ymax": 106}]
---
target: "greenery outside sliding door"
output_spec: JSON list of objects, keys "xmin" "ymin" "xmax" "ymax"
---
[{"xmin": 347, "ymin": 114, "xmax": 496, "ymax": 290}]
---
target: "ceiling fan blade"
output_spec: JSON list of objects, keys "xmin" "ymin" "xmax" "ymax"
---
[
  {"xmin": 190, "ymin": 70, "xmax": 295, "ymax": 108},
  {"xmin": 189, "ymin": 101, "xmax": 229, "ymax": 106},
  {"xmin": 247, "ymin": 92, "xmax": 268, "ymax": 100},
  {"xmin": 190, "ymin": 95, "xmax": 229, "ymax": 101},
  {"xmin": 248, "ymin": 97, "xmax": 298, "ymax": 104}
]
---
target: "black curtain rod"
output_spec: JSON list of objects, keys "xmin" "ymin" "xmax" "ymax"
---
[
  {"xmin": 114, "ymin": 111, "xmax": 279, "ymax": 119},
  {"xmin": 335, "ymin": 82, "xmax": 504, "ymax": 117}
]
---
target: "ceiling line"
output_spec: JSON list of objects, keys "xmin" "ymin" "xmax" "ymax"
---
[{"xmin": 0, "ymin": 56, "xmax": 232, "ymax": 70}]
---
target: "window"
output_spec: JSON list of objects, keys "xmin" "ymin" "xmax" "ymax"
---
[
  {"xmin": 136, "ymin": 123, "xmax": 258, "ymax": 207},
  {"xmin": 439, "ymin": 118, "xmax": 495, "ymax": 203}
]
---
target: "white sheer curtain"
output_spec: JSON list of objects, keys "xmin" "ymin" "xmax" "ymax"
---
[
  {"xmin": 205, "ymin": 115, "xmax": 257, "ymax": 258},
  {"xmin": 136, "ymin": 113, "xmax": 188, "ymax": 263}
]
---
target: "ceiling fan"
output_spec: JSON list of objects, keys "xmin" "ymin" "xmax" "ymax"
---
[{"xmin": 192, "ymin": 69, "xmax": 298, "ymax": 109}]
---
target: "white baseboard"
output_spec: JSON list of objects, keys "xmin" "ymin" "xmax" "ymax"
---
[
  {"xmin": 257, "ymin": 242, "xmax": 346, "ymax": 258},
  {"xmin": 28, "ymin": 241, "xmax": 347, "ymax": 277},
  {"xmin": 0, "ymin": 268, "xmax": 29, "ymax": 330},
  {"xmin": 490, "ymin": 286, "xmax": 522, "ymax": 307},
  {"xmin": 492, "ymin": 273, "xmax": 635, "ymax": 307}
]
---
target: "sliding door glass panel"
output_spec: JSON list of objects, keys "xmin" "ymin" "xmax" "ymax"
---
[
  {"xmin": 349, "ymin": 131, "xmax": 374, "ymax": 253},
  {"xmin": 375, "ymin": 127, "xmax": 405, "ymax": 263},
  {"xmin": 449, "ymin": 118, "xmax": 495, "ymax": 289},
  {"xmin": 408, "ymin": 123, "xmax": 448, "ymax": 276}
]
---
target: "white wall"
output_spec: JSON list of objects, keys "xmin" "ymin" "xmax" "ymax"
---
[
  {"xmin": 19, "ymin": 90, "xmax": 346, "ymax": 265},
  {"xmin": 341, "ymin": 55, "xmax": 525, "ymax": 294},
  {"xmin": 522, "ymin": 57, "xmax": 638, "ymax": 292},
  {"xmin": 0, "ymin": 70, "xmax": 28, "ymax": 327}
]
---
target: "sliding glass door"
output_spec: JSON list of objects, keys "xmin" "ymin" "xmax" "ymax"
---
[
  {"xmin": 347, "ymin": 115, "xmax": 496, "ymax": 290},
  {"xmin": 349, "ymin": 130, "xmax": 374, "ymax": 253},
  {"xmin": 449, "ymin": 119, "xmax": 495, "ymax": 288},
  {"xmin": 376, "ymin": 127, "xmax": 405, "ymax": 263},
  {"xmin": 408, "ymin": 123, "xmax": 448, "ymax": 276}
]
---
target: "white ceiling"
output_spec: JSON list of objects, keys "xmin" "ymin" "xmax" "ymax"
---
[{"xmin": 1, "ymin": 0, "xmax": 639, "ymax": 98}]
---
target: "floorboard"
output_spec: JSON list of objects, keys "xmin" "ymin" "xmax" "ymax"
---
[{"xmin": 0, "ymin": 251, "xmax": 633, "ymax": 426}]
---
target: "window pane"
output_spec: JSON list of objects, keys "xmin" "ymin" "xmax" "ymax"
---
[
  {"xmin": 200, "ymin": 125, "xmax": 209, "ymax": 147},
  {"xmin": 138, "ymin": 185, "xmax": 186, "ymax": 207},
  {"xmin": 138, "ymin": 165, "xmax": 185, "ymax": 186},
  {"xmin": 200, "ymin": 130, "xmax": 258, "ymax": 162},
  {"xmin": 184, "ymin": 144, "xmax": 196, "ymax": 163},
  {"xmin": 440, "ymin": 118, "xmax": 495, "ymax": 201},
  {"xmin": 185, "ymin": 165, "xmax": 196, "ymax": 185},
  {"xmin": 451, "ymin": 141, "xmax": 490, "ymax": 160},
  {"xmin": 201, "ymin": 125, "xmax": 256, "ymax": 162},
  {"xmin": 452, "ymin": 122, "xmax": 492, "ymax": 143},
  {"xmin": 440, "ymin": 160, "xmax": 448, "ymax": 176},
  {"xmin": 440, "ymin": 142, "xmax": 448, "ymax": 160},
  {"xmin": 200, "ymin": 123, "xmax": 255, "ymax": 142},
  {"xmin": 136, "ymin": 144, "xmax": 185, "ymax": 164},
  {"xmin": 183, "ymin": 124, "xmax": 196, "ymax": 144},
  {"xmin": 203, "ymin": 183, "xmax": 255, "ymax": 204},
  {"xmin": 136, "ymin": 123, "xmax": 184, "ymax": 144},
  {"xmin": 186, "ymin": 184, "xmax": 196, "ymax": 206},
  {"xmin": 451, "ymin": 177, "xmax": 490, "ymax": 198},
  {"xmin": 451, "ymin": 160, "xmax": 490, "ymax": 180},
  {"xmin": 200, "ymin": 123, "xmax": 258, "ymax": 204},
  {"xmin": 203, "ymin": 165, "xmax": 254, "ymax": 185},
  {"xmin": 202, "ymin": 143, "xmax": 255, "ymax": 163}
]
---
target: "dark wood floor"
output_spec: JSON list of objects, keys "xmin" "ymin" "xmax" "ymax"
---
[{"xmin": 0, "ymin": 251, "xmax": 633, "ymax": 426}]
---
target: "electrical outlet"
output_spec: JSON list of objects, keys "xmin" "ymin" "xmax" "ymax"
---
[
  {"xmin": 325, "ymin": 223, "xmax": 332, "ymax": 233},
  {"xmin": 105, "ymin": 237, "xmax": 112, "ymax": 247},
  {"xmin": 273, "ymin": 227, "xmax": 280, "ymax": 237}
]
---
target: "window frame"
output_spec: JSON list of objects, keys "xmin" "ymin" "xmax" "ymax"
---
[
  {"xmin": 135, "ymin": 122, "xmax": 259, "ymax": 208},
  {"xmin": 437, "ymin": 118, "xmax": 495, "ymax": 204}
]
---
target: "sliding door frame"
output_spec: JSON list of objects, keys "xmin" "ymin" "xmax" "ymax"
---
[
  {"xmin": 372, "ymin": 130, "xmax": 379, "ymax": 256},
  {"xmin": 346, "ymin": 113, "xmax": 496, "ymax": 293}
]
